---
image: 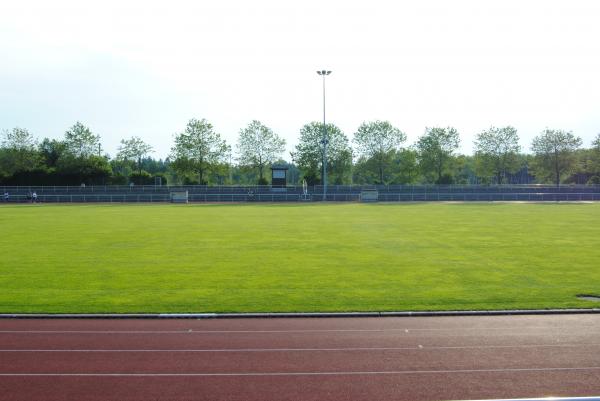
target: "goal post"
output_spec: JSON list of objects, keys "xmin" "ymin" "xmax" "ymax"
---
[
  {"xmin": 170, "ymin": 191, "xmax": 189, "ymax": 204},
  {"xmin": 359, "ymin": 189, "xmax": 379, "ymax": 203}
]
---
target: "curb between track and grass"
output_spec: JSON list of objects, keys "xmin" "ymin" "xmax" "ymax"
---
[{"xmin": 1, "ymin": 308, "xmax": 600, "ymax": 319}]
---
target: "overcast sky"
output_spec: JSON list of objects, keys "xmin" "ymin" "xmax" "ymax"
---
[{"xmin": 1, "ymin": 0, "xmax": 599, "ymax": 159}]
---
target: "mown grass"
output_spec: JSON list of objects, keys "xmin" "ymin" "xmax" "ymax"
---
[{"xmin": 1, "ymin": 202, "xmax": 599, "ymax": 313}]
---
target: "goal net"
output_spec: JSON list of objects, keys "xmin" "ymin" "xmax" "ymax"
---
[{"xmin": 170, "ymin": 191, "xmax": 189, "ymax": 203}]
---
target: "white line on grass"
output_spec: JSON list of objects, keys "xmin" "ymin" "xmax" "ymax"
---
[
  {"xmin": 2, "ymin": 366, "xmax": 600, "ymax": 377},
  {"xmin": 1, "ymin": 343, "xmax": 599, "ymax": 352}
]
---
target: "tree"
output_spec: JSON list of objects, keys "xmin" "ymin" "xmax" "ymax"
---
[
  {"xmin": 473, "ymin": 126, "xmax": 521, "ymax": 184},
  {"xmin": 566, "ymin": 135, "xmax": 600, "ymax": 185},
  {"xmin": 2, "ymin": 127, "xmax": 37, "ymax": 150},
  {"xmin": 392, "ymin": 148, "xmax": 420, "ymax": 184},
  {"xmin": 353, "ymin": 120, "xmax": 407, "ymax": 184},
  {"xmin": 237, "ymin": 120, "xmax": 286, "ymax": 184},
  {"xmin": 39, "ymin": 138, "xmax": 67, "ymax": 169},
  {"xmin": 593, "ymin": 133, "xmax": 600, "ymax": 150},
  {"xmin": 352, "ymin": 148, "xmax": 419, "ymax": 185},
  {"xmin": 530, "ymin": 129, "xmax": 582, "ymax": 186},
  {"xmin": 170, "ymin": 118, "xmax": 230, "ymax": 184},
  {"xmin": 415, "ymin": 127, "xmax": 460, "ymax": 183},
  {"xmin": 0, "ymin": 128, "xmax": 42, "ymax": 175},
  {"xmin": 64, "ymin": 122, "xmax": 101, "ymax": 158},
  {"xmin": 291, "ymin": 122, "xmax": 352, "ymax": 185},
  {"xmin": 452, "ymin": 154, "xmax": 478, "ymax": 185},
  {"xmin": 56, "ymin": 155, "xmax": 112, "ymax": 185},
  {"xmin": 117, "ymin": 136, "xmax": 154, "ymax": 174}
]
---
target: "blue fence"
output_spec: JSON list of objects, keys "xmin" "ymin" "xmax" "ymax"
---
[{"xmin": 2, "ymin": 184, "xmax": 600, "ymax": 203}]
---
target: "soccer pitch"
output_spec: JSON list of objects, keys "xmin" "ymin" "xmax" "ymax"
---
[{"xmin": 1, "ymin": 202, "xmax": 599, "ymax": 313}]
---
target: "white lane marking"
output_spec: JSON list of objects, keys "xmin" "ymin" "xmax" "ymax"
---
[
  {"xmin": 2, "ymin": 366, "xmax": 600, "ymax": 376},
  {"xmin": 1, "ymin": 343, "xmax": 599, "ymax": 352},
  {"xmin": 0, "ymin": 326, "xmax": 597, "ymax": 334}
]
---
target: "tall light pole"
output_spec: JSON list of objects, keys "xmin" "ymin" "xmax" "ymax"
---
[{"xmin": 316, "ymin": 69, "xmax": 331, "ymax": 200}]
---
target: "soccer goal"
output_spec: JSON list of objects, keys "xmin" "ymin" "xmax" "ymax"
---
[
  {"xmin": 359, "ymin": 189, "xmax": 379, "ymax": 203},
  {"xmin": 170, "ymin": 191, "xmax": 189, "ymax": 203}
]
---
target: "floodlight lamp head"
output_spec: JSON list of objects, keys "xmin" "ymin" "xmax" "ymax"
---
[{"xmin": 317, "ymin": 70, "xmax": 332, "ymax": 76}]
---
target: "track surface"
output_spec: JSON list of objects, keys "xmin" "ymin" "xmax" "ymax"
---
[{"xmin": 1, "ymin": 315, "xmax": 600, "ymax": 401}]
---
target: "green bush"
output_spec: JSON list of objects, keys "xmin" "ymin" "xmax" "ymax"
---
[
  {"xmin": 129, "ymin": 171, "xmax": 153, "ymax": 185},
  {"xmin": 108, "ymin": 174, "xmax": 128, "ymax": 185},
  {"xmin": 587, "ymin": 176, "xmax": 600, "ymax": 185}
]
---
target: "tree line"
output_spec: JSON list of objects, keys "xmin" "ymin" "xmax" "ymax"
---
[{"xmin": 1, "ymin": 119, "xmax": 600, "ymax": 186}]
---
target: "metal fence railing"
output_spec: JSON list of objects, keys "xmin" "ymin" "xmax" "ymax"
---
[
  {"xmin": 2, "ymin": 184, "xmax": 600, "ymax": 203},
  {"xmin": 3, "ymin": 192, "xmax": 600, "ymax": 203},
  {"xmin": 3, "ymin": 184, "xmax": 600, "ymax": 194}
]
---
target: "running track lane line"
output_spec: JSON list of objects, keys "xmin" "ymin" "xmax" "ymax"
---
[
  {"xmin": 2, "ymin": 343, "xmax": 600, "ymax": 352},
  {"xmin": 2, "ymin": 366, "xmax": 600, "ymax": 376},
  {"xmin": 1, "ymin": 326, "xmax": 598, "ymax": 334}
]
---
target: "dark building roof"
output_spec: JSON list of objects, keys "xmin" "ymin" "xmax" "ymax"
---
[{"xmin": 270, "ymin": 164, "xmax": 289, "ymax": 170}]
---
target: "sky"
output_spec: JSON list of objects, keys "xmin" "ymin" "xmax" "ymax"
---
[{"xmin": 1, "ymin": 0, "xmax": 599, "ymax": 160}]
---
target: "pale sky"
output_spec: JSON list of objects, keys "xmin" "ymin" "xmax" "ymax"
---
[{"xmin": 1, "ymin": 0, "xmax": 599, "ymax": 160}]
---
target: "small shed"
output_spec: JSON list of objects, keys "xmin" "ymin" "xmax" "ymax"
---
[{"xmin": 270, "ymin": 165, "xmax": 288, "ymax": 188}]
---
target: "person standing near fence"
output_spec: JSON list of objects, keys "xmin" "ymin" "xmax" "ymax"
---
[
  {"xmin": 32, "ymin": 191, "xmax": 37, "ymax": 203},
  {"xmin": 3, "ymin": 191, "xmax": 8, "ymax": 203}
]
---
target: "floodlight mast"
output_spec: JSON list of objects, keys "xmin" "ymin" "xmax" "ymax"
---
[{"xmin": 316, "ymin": 70, "xmax": 331, "ymax": 201}]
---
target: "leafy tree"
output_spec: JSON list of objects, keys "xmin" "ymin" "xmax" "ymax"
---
[
  {"xmin": 330, "ymin": 148, "xmax": 353, "ymax": 185},
  {"xmin": 0, "ymin": 128, "xmax": 42, "ymax": 175},
  {"xmin": 451, "ymin": 154, "xmax": 478, "ymax": 185},
  {"xmin": 353, "ymin": 120, "xmax": 407, "ymax": 184},
  {"xmin": 474, "ymin": 126, "xmax": 521, "ymax": 184},
  {"xmin": 569, "ymin": 148, "xmax": 598, "ymax": 184},
  {"xmin": 416, "ymin": 127, "xmax": 460, "ymax": 183},
  {"xmin": 56, "ymin": 155, "xmax": 112, "ymax": 185},
  {"xmin": 579, "ymin": 134, "xmax": 600, "ymax": 184},
  {"xmin": 64, "ymin": 122, "xmax": 101, "ymax": 158},
  {"xmin": 392, "ymin": 149, "xmax": 420, "ymax": 184},
  {"xmin": 593, "ymin": 133, "xmax": 600, "ymax": 150},
  {"xmin": 208, "ymin": 160, "xmax": 231, "ymax": 185},
  {"xmin": 129, "ymin": 170, "xmax": 154, "ymax": 185},
  {"xmin": 39, "ymin": 138, "xmax": 67, "ymax": 169},
  {"xmin": 530, "ymin": 129, "xmax": 582, "ymax": 186},
  {"xmin": 353, "ymin": 148, "xmax": 419, "ymax": 185},
  {"xmin": 117, "ymin": 136, "xmax": 154, "ymax": 174},
  {"xmin": 237, "ymin": 120, "xmax": 286, "ymax": 183},
  {"xmin": 2, "ymin": 127, "xmax": 37, "ymax": 150},
  {"xmin": 170, "ymin": 118, "xmax": 230, "ymax": 184},
  {"xmin": 592, "ymin": 134, "xmax": 600, "ymax": 173},
  {"xmin": 139, "ymin": 157, "xmax": 169, "ymax": 174},
  {"xmin": 291, "ymin": 122, "xmax": 352, "ymax": 185}
]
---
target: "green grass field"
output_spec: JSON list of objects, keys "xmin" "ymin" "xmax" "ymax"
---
[{"xmin": 1, "ymin": 202, "xmax": 600, "ymax": 313}]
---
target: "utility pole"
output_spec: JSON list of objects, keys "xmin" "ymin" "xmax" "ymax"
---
[
  {"xmin": 229, "ymin": 152, "xmax": 233, "ymax": 184},
  {"xmin": 316, "ymin": 69, "xmax": 331, "ymax": 200}
]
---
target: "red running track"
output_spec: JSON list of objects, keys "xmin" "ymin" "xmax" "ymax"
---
[{"xmin": 1, "ymin": 314, "xmax": 600, "ymax": 401}]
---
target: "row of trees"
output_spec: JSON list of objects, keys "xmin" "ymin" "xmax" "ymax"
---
[{"xmin": 2, "ymin": 119, "xmax": 600, "ymax": 186}]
